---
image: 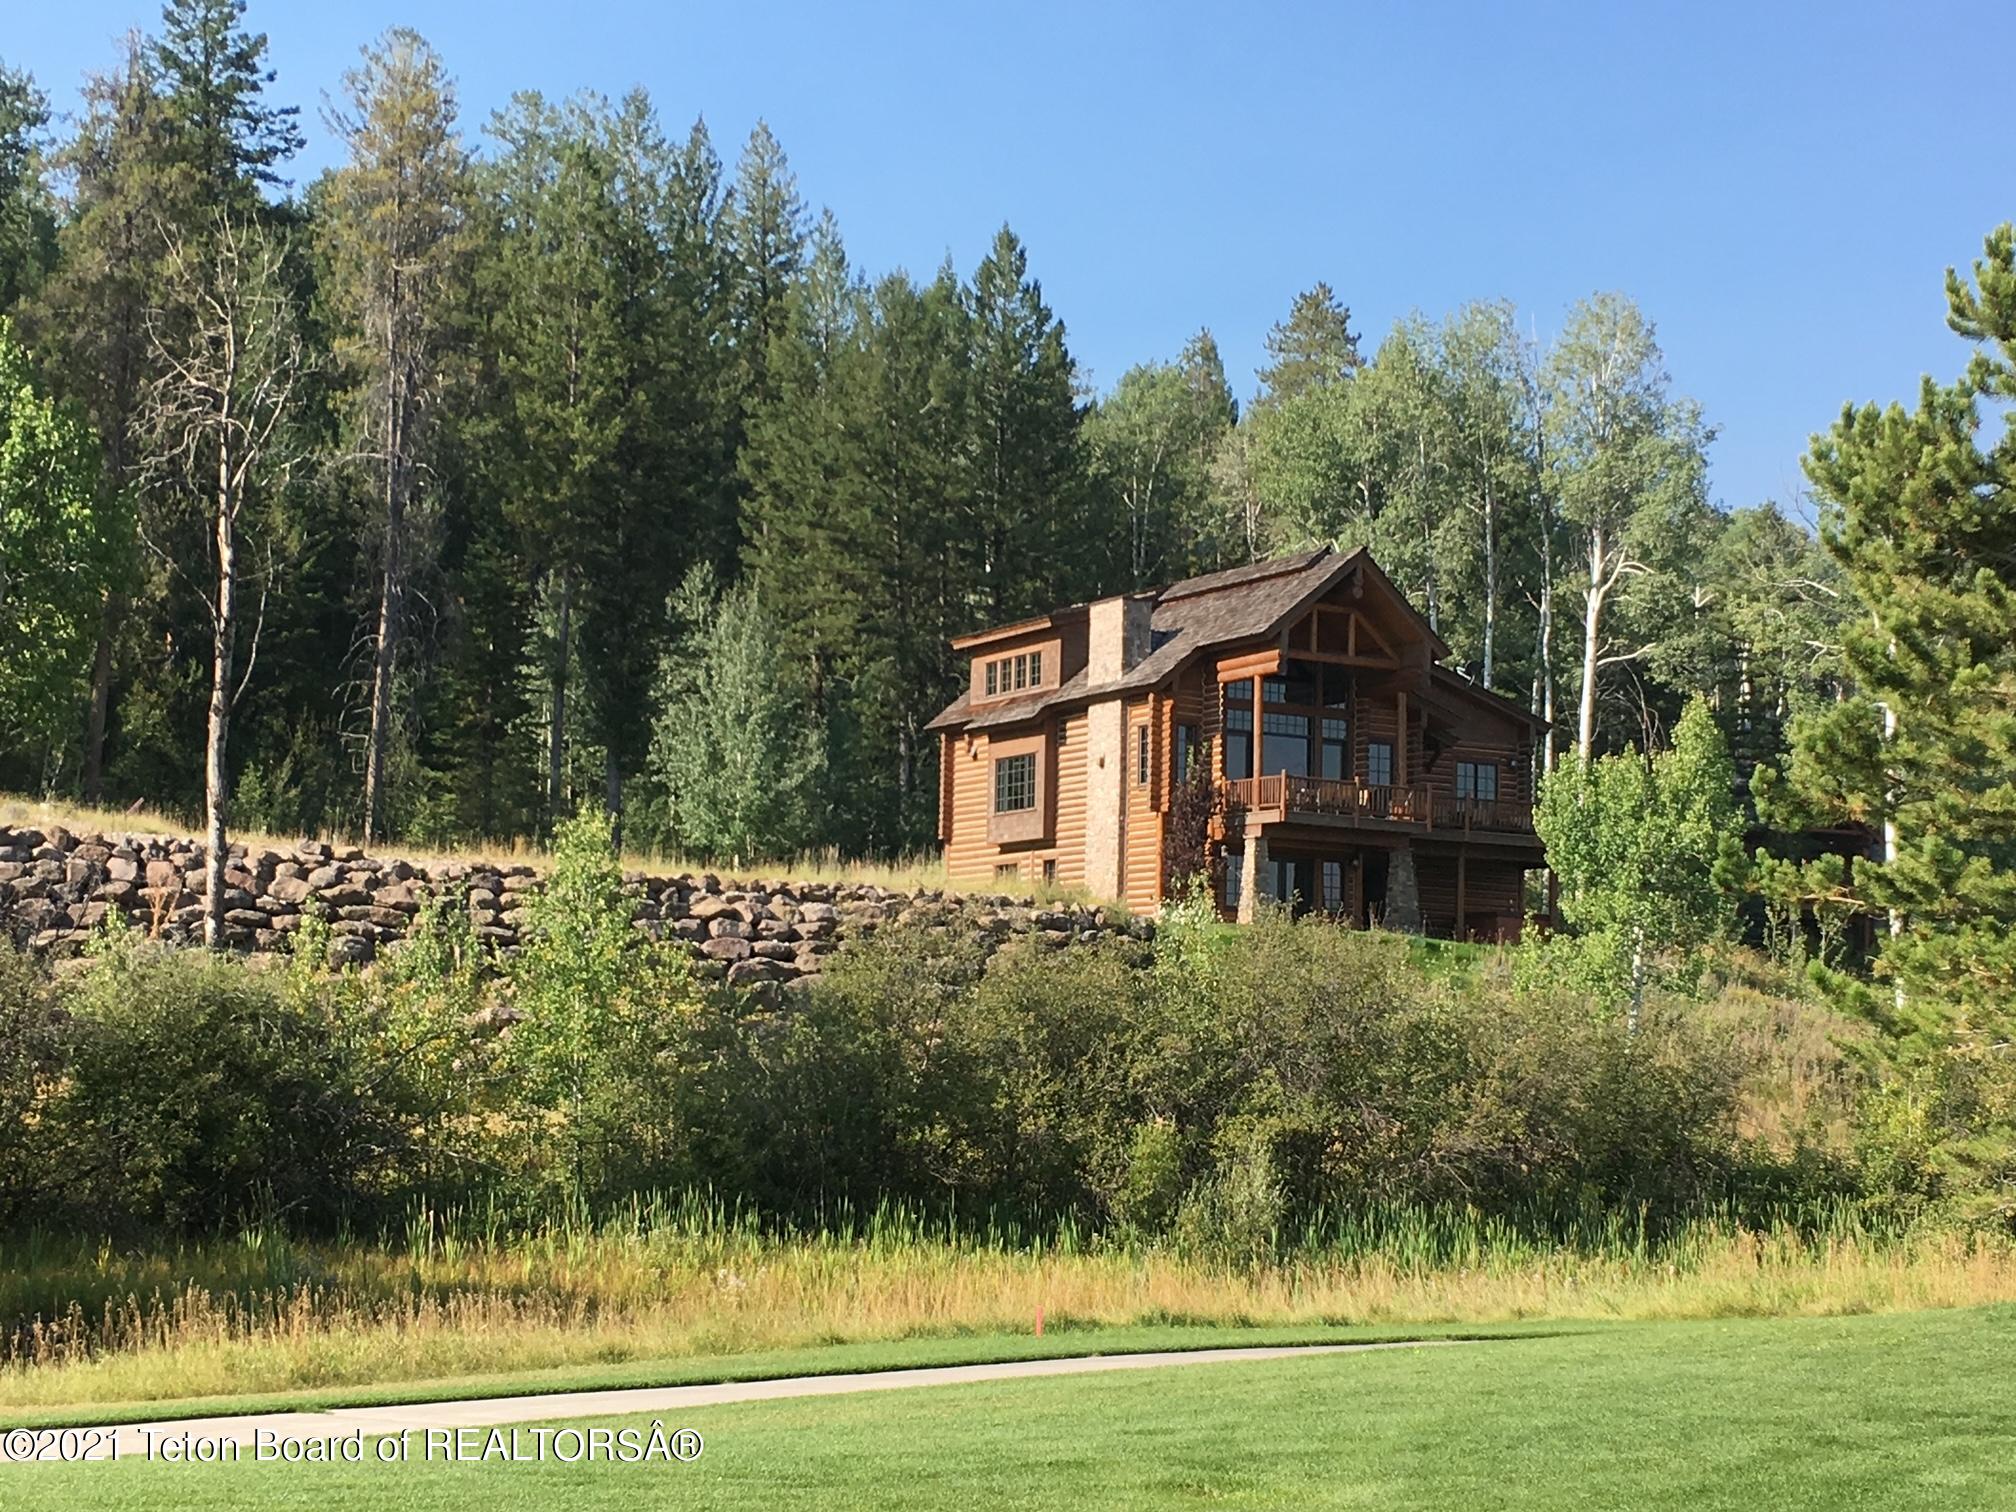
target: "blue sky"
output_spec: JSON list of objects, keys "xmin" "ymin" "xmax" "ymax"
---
[{"xmin": 13, "ymin": 0, "xmax": 2012, "ymax": 519}]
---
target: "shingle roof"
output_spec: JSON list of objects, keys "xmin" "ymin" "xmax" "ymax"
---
[{"xmin": 928, "ymin": 547, "xmax": 1386, "ymax": 733}]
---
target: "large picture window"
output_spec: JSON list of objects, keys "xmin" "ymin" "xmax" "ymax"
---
[
  {"xmin": 993, "ymin": 752, "xmax": 1036, "ymax": 813},
  {"xmin": 1263, "ymin": 711, "xmax": 1309, "ymax": 777}
]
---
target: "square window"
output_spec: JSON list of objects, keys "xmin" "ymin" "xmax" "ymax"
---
[
  {"xmin": 1365, "ymin": 741, "xmax": 1393, "ymax": 787},
  {"xmin": 994, "ymin": 752, "xmax": 1036, "ymax": 813},
  {"xmin": 995, "ymin": 862, "xmax": 1020, "ymax": 882}
]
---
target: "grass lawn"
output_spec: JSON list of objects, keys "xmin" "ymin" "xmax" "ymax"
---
[{"xmin": 7, "ymin": 1308, "xmax": 2013, "ymax": 1509}]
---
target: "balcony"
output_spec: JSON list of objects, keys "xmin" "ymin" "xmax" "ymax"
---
[{"xmin": 1219, "ymin": 774, "xmax": 1533, "ymax": 835}]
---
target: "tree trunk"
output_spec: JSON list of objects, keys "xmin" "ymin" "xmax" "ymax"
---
[
  {"xmin": 205, "ymin": 447, "xmax": 238, "ymax": 950},
  {"xmin": 604, "ymin": 745, "xmax": 623, "ymax": 854},
  {"xmin": 362, "ymin": 486, "xmax": 401, "ymax": 844},
  {"xmin": 1577, "ymin": 524, "xmax": 1605, "ymax": 759},
  {"xmin": 362, "ymin": 378, "xmax": 405, "ymax": 846},
  {"xmin": 82, "ymin": 592, "xmax": 122, "ymax": 803},
  {"xmin": 1628, "ymin": 923, "xmax": 1646, "ymax": 1037},
  {"xmin": 1481, "ymin": 478, "xmax": 1498, "ymax": 690},
  {"xmin": 547, "ymin": 570, "xmax": 571, "ymax": 824}
]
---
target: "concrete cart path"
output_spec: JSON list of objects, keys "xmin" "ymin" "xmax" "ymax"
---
[{"xmin": 24, "ymin": 1340, "xmax": 1455, "ymax": 1461}]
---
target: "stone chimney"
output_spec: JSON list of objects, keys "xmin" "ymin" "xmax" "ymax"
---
[{"xmin": 1087, "ymin": 594, "xmax": 1153, "ymax": 684}]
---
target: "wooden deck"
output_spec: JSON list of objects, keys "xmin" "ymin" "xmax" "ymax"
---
[{"xmin": 1221, "ymin": 774, "xmax": 1534, "ymax": 835}]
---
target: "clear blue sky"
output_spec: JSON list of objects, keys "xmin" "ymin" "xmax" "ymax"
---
[{"xmin": 13, "ymin": 0, "xmax": 2013, "ymax": 519}]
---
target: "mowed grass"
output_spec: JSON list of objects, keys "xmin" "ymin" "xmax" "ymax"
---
[{"xmin": 8, "ymin": 1309, "xmax": 2014, "ymax": 1510}]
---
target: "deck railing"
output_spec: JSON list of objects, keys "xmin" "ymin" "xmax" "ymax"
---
[
  {"xmin": 1220, "ymin": 774, "xmax": 1533, "ymax": 833},
  {"xmin": 1429, "ymin": 793, "xmax": 1536, "ymax": 834}
]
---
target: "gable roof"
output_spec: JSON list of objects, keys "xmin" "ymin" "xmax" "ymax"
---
[{"xmin": 927, "ymin": 546, "xmax": 1450, "ymax": 733}]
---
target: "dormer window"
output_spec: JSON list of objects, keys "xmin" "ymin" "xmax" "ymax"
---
[{"xmin": 983, "ymin": 650, "xmax": 1043, "ymax": 698}]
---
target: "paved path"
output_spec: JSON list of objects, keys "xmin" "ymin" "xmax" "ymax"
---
[{"xmin": 18, "ymin": 1341, "xmax": 1451, "ymax": 1462}]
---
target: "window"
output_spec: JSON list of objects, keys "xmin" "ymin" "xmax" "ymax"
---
[
  {"xmin": 1456, "ymin": 761, "xmax": 1498, "ymax": 801},
  {"xmin": 983, "ymin": 651, "xmax": 1044, "ymax": 699},
  {"xmin": 1042, "ymin": 858, "xmax": 1057, "ymax": 886},
  {"xmin": 993, "ymin": 752, "xmax": 1036, "ymax": 813},
  {"xmin": 1224, "ymin": 704, "xmax": 1254, "ymax": 780},
  {"xmin": 1365, "ymin": 741, "xmax": 1394, "ymax": 787},
  {"xmin": 1225, "ymin": 852, "xmax": 1244, "ymax": 909},
  {"xmin": 1263, "ymin": 711, "xmax": 1309, "ymax": 777},
  {"xmin": 995, "ymin": 862, "xmax": 1020, "ymax": 883},
  {"xmin": 1174, "ymin": 724, "xmax": 1198, "ymax": 783},
  {"xmin": 1321, "ymin": 717, "xmax": 1349, "ymax": 781},
  {"xmin": 1322, "ymin": 860, "xmax": 1344, "ymax": 914},
  {"xmin": 1136, "ymin": 723, "xmax": 1150, "ymax": 785}
]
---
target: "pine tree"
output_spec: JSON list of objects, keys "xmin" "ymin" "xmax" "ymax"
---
[
  {"xmin": 1256, "ymin": 281, "xmax": 1360, "ymax": 403},
  {"xmin": 964, "ymin": 225, "xmax": 1089, "ymax": 617},
  {"xmin": 1756, "ymin": 224, "xmax": 2016, "ymax": 1035},
  {"xmin": 723, "ymin": 120, "xmax": 806, "ymax": 417},
  {"xmin": 478, "ymin": 92, "xmax": 626, "ymax": 825},
  {"xmin": 27, "ymin": 36, "xmax": 173, "ymax": 799},
  {"xmin": 320, "ymin": 27, "xmax": 468, "ymax": 842},
  {"xmin": 0, "ymin": 60, "xmax": 56, "ymax": 312},
  {"xmin": 150, "ymin": 0, "xmax": 303, "ymax": 212}
]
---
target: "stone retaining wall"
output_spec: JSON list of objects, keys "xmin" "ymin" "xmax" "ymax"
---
[{"xmin": 0, "ymin": 824, "xmax": 1151, "ymax": 989}]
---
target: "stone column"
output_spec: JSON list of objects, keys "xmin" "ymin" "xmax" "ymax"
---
[
  {"xmin": 1385, "ymin": 844, "xmax": 1422, "ymax": 934},
  {"xmin": 1236, "ymin": 828, "xmax": 1269, "ymax": 924}
]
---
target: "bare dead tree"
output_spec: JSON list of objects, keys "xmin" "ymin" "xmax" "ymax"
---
[{"xmin": 142, "ymin": 213, "xmax": 307, "ymax": 948}]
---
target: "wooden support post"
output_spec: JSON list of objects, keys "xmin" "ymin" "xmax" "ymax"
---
[
  {"xmin": 1455, "ymin": 848, "xmax": 1468, "ymax": 942},
  {"xmin": 1395, "ymin": 690, "xmax": 1408, "ymax": 784}
]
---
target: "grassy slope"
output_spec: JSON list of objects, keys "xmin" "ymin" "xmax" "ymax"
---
[{"xmin": 11, "ymin": 1309, "xmax": 2014, "ymax": 1510}]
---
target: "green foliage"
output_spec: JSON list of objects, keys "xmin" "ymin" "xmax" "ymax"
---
[
  {"xmin": 1534, "ymin": 696, "xmax": 1746, "ymax": 1021},
  {"xmin": 646, "ymin": 565, "xmax": 824, "ymax": 863},
  {"xmin": 0, "ymin": 318, "xmax": 118, "ymax": 742},
  {"xmin": 1086, "ymin": 331, "xmax": 1237, "ymax": 587},
  {"xmin": 1758, "ymin": 223, "xmax": 2016, "ymax": 1040},
  {"xmin": 0, "ymin": 59, "xmax": 56, "ymax": 309},
  {"xmin": 503, "ymin": 807, "xmax": 696, "ymax": 1205},
  {"xmin": 1255, "ymin": 280, "xmax": 1361, "ymax": 403}
]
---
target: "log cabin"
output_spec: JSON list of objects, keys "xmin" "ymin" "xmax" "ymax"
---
[{"xmin": 927, "ymin": 547, "xmax": 1549, "ymax": 938}]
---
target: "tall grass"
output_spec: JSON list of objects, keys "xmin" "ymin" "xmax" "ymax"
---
[{"xmin": 3, "ymin": 1196, "xmax": 2009, "ymax": 1411}]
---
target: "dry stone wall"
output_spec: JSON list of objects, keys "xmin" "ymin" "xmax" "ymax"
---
[{"xmin": 0, "ymin": 824, "xmax": 1151, "ymax": 989}]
